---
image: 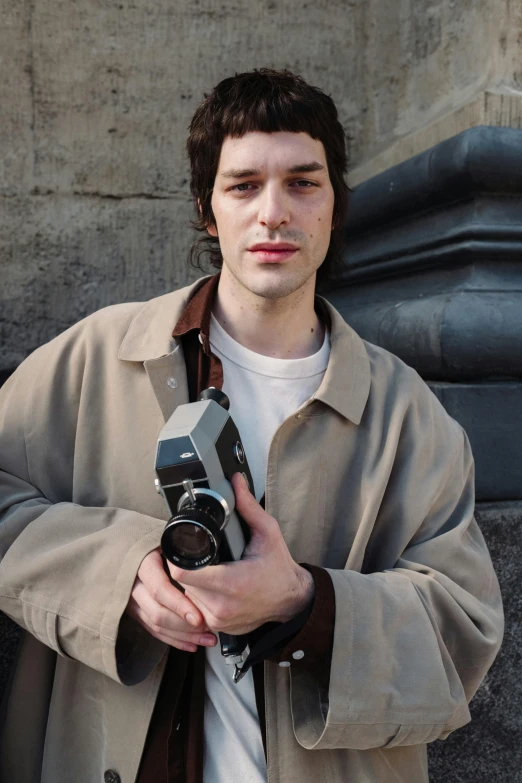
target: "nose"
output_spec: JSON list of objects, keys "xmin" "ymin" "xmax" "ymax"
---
[{"xmin": 257, "ymin": 184, "xmax": 290, "ymax": 230}]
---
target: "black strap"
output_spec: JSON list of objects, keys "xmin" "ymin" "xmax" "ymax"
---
[{"xmin": 234, "ymin": 602, "xmax": 313, "ymax": 681}]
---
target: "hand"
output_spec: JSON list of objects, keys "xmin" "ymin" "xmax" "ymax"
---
[
  {"xmin": 166, "ymin": 473, "xmax": 315, "ymax": 636},
  {"xmin": 126, "ymin": 549, "xmax": 217, "ymax": 652}
]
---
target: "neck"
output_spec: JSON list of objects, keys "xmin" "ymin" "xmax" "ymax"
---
[{"xmin": 212, "ymin": 267, "xmax": 325, "ymax": 359}]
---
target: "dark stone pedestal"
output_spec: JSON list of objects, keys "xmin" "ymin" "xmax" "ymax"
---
[
  {"xmin": 427, "ymin": 382, "xmax": 522, "ymax": 501},
  {"xmin": 327, "ymin": 126, "xmax": 522, "ymax": 501}
]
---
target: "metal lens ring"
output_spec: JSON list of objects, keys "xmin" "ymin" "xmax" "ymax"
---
[
  {"xmin": 161, "ymin": 507, "xmax": 221, "ymax": 570},
  {"xmin": 177, "ymin": 488, "xmax": 230, "ymax": 531}
]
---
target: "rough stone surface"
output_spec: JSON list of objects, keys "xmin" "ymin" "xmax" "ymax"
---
[
  {"xmin": 0, "ymin": 0, "xmax": 34, "ymax": 196},
  {"xmin": 2, "ymin": 0, "xmax": 519, "ymax": 197},
  {"xmin": 0, "ymin": 194, "xmax": 201, "ymax": 369},
  {"xmin": 2, "ymin": 0, "xmax": 522, "ymax": 371},
  {"xmin": 350, "ymin": 89, "xmax": 522, "ymax": 185}
]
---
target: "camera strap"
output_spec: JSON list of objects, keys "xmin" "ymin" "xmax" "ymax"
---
[{"xmin": 233, "ymin": 602, "xmax": 313, "ymax": 683}]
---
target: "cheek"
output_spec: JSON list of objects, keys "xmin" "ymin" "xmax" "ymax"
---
[{"xmin": 309, "ymin": 211, "xmax": 332, "ymax": 241}]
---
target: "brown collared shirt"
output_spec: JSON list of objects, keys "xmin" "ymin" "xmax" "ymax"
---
[{"xmin": 137, "ymin": 275, "xmax": 335, "ymax": 783}]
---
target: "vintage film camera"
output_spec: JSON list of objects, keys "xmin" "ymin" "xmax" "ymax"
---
[{"xmin": 154, "ymin": 387, "xmax": 254, "ymax": 680}]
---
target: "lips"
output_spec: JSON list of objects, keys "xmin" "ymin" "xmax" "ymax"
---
[
  {"xmin": 248, "ymin": 243, "xmax": 298, "ymax": 252},
  {"xmin": 248, "ymin": 242, "xmax": 299, "ymax": 263}
]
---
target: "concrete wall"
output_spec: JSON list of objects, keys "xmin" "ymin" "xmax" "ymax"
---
[
  {"xmin": 2, "ymin": 0, "xmax": 522, "ymax": 370},
  {"xmin": 350, "ymin": 0, "xmax": 522, "ymax": 182}
]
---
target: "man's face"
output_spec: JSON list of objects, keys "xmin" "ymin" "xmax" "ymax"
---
[{"xmin": 208, "ymin": 131, "xmax": 335, "ymax": 300}]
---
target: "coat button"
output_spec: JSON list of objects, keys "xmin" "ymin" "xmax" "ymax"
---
[{"xmin": 104, "ymin": 771, "xmax": 121, "ymax": 783}]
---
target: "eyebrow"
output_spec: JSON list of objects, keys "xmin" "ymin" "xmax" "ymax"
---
[{"xmin": 220, "ymin": 161, "xmax": 326, "ymax": 178}]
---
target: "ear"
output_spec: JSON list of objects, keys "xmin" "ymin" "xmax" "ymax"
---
[{"xmin": 197, "ymin": 197, "xmax": 218, "ymax": 237}]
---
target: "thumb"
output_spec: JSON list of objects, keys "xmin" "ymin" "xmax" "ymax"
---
[{"xmin": 231, "ymin": 472, "xmax": 273, "ymax": 536}]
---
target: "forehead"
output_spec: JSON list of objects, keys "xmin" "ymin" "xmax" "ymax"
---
[{"xmin": 216, "ymin": 131, "xmax": 328, "ymax": 172}]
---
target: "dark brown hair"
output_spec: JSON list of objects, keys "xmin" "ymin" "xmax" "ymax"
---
[{"xmin": 186, "ymin": 68, "xmax": 350, "ymax": 289}]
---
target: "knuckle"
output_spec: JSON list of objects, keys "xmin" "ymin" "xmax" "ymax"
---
[
  {"xmin": 225, "ymin": 579, "xmax": 239, "ymax": 599},
  {"xmin": 213, "ymin": 600, "xmax": 231, "ymax": 625},
  {"xmin": 216, "ymin": 573, "xmax": 232, "ymax": 596},
  {"xmin": 148, "ymin": 606, "xmax": 164, "ymax": 631},
  {"xmin": 150, "ymin": 582, "xmax": 162, "ymax": 604},
  {"xmin": 174, "ymin": 596, "xmax": 188, "ymax": 617},
  {"xmin": 232, "ymin": 572, "xmax": 248, "ymax": 596}
]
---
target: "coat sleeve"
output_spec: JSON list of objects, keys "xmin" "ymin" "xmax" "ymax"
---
[
  {"xmin": 288, "ymin": 382, "xmax": 504, "ymax": 751},
  {"xmin": 0, "ymin": 323, "xmax": 167, "ymax": 687}
]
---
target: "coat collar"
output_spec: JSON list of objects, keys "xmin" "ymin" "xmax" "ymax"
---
[
  {"xmin": 312, "ymin": 298, "xmax": 371, "ymax": 425},
  {"xmin": 118, "ymin": 275, "xmax": 371, "ymax": 425},
  {"xmin": 117, "ymin": 276, "xmax": 213, "ymax": 363}
]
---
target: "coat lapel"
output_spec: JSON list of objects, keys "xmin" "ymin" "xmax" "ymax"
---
[
  {"xmin": 118, "ymin": 278, "xmax": 212, "ymax": 422},
  {"xmin": 144, "ymin": 347, "xmax": 189, "ymax": 422}
]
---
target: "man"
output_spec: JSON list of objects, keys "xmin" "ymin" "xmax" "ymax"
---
[{"xmin": 0, "ymin": 69, "xmax": 503, "ymax": 783}]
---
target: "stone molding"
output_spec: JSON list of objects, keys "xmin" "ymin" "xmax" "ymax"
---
[
  {"xmin": 327, "ymin": 126, "xmax": 522, "ymax": 500},
  {"xmin": 350, "ymin": 91, "xmax": 522, "ymax": 186},
  {"xmin": 328, "ymin": 126, "xmax": 522, "ymax": 381}
]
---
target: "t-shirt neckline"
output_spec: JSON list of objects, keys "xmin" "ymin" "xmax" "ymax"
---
[{"xmin": 209, "ymin": 313, "xmax": 331, "ymax": 380}]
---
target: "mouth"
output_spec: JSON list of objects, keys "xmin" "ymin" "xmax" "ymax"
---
[{"xmin": 247, "ymin": 243, "xmax": 299, "ymax": 263}]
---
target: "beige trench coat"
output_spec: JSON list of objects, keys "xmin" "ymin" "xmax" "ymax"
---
[{"xmin": 0, "ymin": 277, "xmax": 503, "ymax": 783}]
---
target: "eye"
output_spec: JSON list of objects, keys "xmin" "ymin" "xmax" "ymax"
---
[
  {"xmin": 230, "ymin": 183, "xmax": 254, "ymax": 192},
  {"xmin": 292, "ymin": 180, "xmax": 318, "ymax": 188}
]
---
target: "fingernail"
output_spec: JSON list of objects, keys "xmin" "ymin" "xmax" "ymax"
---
[{"xmin": 186, "ymin": 612, "xmax": 200, "ymax": 626}]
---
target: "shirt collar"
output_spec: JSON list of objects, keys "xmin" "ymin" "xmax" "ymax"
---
[
  {"xmin": 171, "ymin": 272, "xmax": 220, "ymax": 356},
  {"xmin": 118, "ymin": 273, "xmax": 370, "ymax": 425},
  {"xmin": 117, "ymin": 275, "xmax": 214, "ymax": 362}
]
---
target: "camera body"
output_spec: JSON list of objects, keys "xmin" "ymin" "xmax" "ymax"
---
[
  {"xmin": 154, "ymin": 389, "xmax": 255, "ymax": 678},
  {"xmin": 154, "ymin": 389, "xmax": 254, "ymax": 570}
]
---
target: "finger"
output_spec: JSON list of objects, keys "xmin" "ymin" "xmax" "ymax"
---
[
  {"xmin": 127, "ymin": 597, "xmax": 217, "ymax": 649},
  {"xmin": 167, "ymin": 558, "xmax": 241, "ymax": 592},
  {"xmin": 131, "ymin": 579, "xmax": 210, "ymax": 634},
  {"xmin": 144, "ymin": 620, "xmax": 198, "ymax": 653},
  {"xmin": 231, "ymin": 472, "xmax": 276, "ymax": 535},
  {"xmin": 138, "ymin": 550, "xmax": 204, "ymax": 626}
]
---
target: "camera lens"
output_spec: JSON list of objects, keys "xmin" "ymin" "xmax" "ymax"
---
[
  {"xmin": 170, "ymin": 522, "xmax": 212, "ymax": 560},
  {"xmin": 161, "ymin": 499, "xmax": 226, "ymax": 569}
]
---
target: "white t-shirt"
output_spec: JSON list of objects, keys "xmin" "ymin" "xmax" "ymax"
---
[{"xmin": 203, "ymin": 314, "xmax": 330, "ymax": 783}]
